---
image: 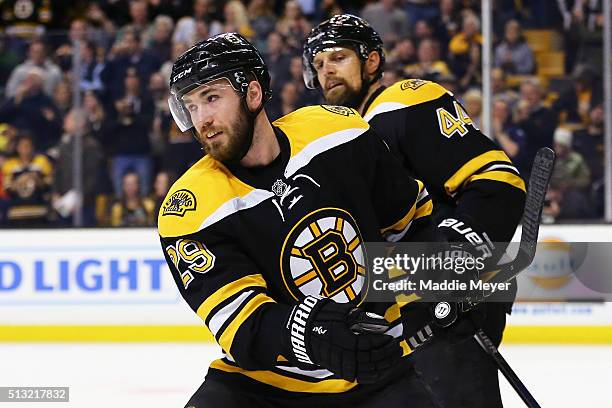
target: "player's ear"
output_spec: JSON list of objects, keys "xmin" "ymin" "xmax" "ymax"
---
[
  {"xmin": 365, "ymin": 51, "xmax": 381, "ymax": 77},
  {"xmin": 246, "ymin": 80, "xmax": 263, "ymax": 111}
]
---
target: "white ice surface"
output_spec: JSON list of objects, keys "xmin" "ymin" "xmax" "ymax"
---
[{"xmin": 0, "ymin": 343, "xmax": 609, "ymax": 407}]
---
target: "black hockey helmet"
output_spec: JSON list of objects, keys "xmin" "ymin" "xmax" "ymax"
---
[
  {"xmin": 168, "ymin": 32, "xmax": 272, "ymax": 132},
  {"xmin": 302, "ymin": 14, "xmax": 385, "ymax": 89}
]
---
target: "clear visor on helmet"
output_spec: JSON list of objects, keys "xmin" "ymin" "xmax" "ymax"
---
[
  {"xmin": 303, "ymin": 46, "xmax": 352, "ymax": 90},
  {"xmin": 302, "ymin": 52, "xmax": 317, "ymax": 90},
  {"xmin": 168, "ymin": 78, "xmax": 236, "ymax": 133}
]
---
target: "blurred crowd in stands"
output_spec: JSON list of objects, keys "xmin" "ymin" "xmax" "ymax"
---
[{"xmin": 0, "ymin": 0, "xmax": 606, "ymax": 227}]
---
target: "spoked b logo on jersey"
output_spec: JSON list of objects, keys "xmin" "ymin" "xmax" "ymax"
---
[
  {"xmin": 280, "ymin": 207, "xmax": 370, "ymax": 305},
  {"xmin": 278, "ymin": 209, "xmax": 506, "ymax": 305}
]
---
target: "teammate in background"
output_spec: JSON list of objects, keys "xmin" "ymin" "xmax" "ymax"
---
[
  {"xmin": 158, "ymin": 33, "xmax": 441, "ymax": 407},
  {"xmin": 303, "ymin": 15, "xmax": 527, "ymax": 408}
]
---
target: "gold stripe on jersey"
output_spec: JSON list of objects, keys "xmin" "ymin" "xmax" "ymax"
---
[
  {"xmin": 400, "ymin": 340, "xmax": 412, "ymax": 356},
  {"xmin": 158, "ymin": 156, "xmax": 273, "ymax": 237},
  {"xmin": 465, "ymin": 170, "xmax": 526, "ymax": 192},
  {"xmin": 196, "ymin": 274, "xmax": 269, "ymax": 324},
  {"xmin": 415, "ymin": 199, "xmax": 433, "ymax": 220},
  {"xmin": 380, "ymin": 202, "xmax": 415, "ymax": 236},
  {"xmin": 380, "ymin": 179, "xmax": 429, "ymax": 236},
  {"xmin": 274, "ymin": 105, "xmax": 370, "ymax": 177},
  {"xmin": 385, "ymin": 303, "xmax": 401, "ymax": 322},
  {"xmin": 363, "ymin": 80, "xmax": 449, "ymax": 121},
  {"xmin": 444, "ymin": 150, "xmax": 524, "ymax": 196},
  {"xmin": 220, "ymin": 293, "xmax": 275, "ymax": 359},
  {"xmin": 210, "ymin": 359, "xmax": 359, "ymax": 393},
  {"xmin": 273, "ymin": 105, "xmax": 369, "ymax": 158}
]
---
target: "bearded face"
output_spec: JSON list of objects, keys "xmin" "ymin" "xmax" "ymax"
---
[
  {"xmin": 183, "ymin": 78, "xmax": 254, "ymax": 163},
  {"xmin": 313, "ymin": 47, "xmax": 366, "ymax": 109}
]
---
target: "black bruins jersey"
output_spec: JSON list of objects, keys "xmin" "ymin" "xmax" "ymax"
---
[
  {"xmin": 363, "ymin": 79, "xmax": 526, "ymax": 242},
  {"xmin": 158, "ymin": 106, "xmax": 433, "ymax": 396}
]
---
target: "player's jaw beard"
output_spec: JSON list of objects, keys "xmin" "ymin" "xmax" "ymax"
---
[
  {"xmin": 324, "ymin": 78, "xmax": 363, "ymax": 109},
  {"xmin": 200, "ymin": 103, "xmax": 253, "ymax": 164}
]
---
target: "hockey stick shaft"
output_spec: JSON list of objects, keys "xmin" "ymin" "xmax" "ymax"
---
[
  {"xmin": 474, "ymin": 330, "xmax": 542, "ymax": 408},
  {"xmin": 472, "ymin": 150, "xmax": 554, "ymax": 407},
  {"xmin": 481, "ymin": 147, "xmax": 556, "ymax": 291}
]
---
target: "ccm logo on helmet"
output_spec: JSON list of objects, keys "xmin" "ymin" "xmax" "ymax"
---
[{"xmin": 173, "ymin": 67, "xmax": 192, "ymax": 83}]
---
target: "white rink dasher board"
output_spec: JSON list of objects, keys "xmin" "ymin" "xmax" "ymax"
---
[{"xmin": 0, "ymin": 226, "xmax": 611, "ymax": 342}]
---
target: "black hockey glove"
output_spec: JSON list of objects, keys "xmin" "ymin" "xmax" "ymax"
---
[
  {"xmin": 436, "ymin": 215, "xmax": 502, "ymax": 305},
  {"xmin": 282, "ymin": 296, "xmax": 404, "ymax": 384}
]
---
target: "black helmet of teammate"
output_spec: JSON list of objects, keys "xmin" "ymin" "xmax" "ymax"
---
[
  {"xmin": 168, "ymin": 32, "xmax": 272, "ymax": 132},
  {"xmin": 302, "ymin": 14, "xmax": 385, "ymax": 89}
]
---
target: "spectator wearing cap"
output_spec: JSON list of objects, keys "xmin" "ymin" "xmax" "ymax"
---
[
  {"xmin": 5, "ymin": 40, "xmax": 62, "ymax": 99},
  {"xmin": 551, "ymin": 127, "xmax": 590, "ymax": 191},
  {"xmin": 1, "ymin": 134, "xmax": 53, "ymax": 226},
  {"xmin": 494, "ymin": 19, "xmax": 535, "ymax": 75},
  {"xmin": 544, "ymin": 127, "xmax": 593, "ymax": 221},
  {"xmin": 362, "ymin": 0, "xmax": 411, "ymax": 44}
]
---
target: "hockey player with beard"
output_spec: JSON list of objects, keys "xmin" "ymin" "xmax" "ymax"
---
[
  {"xmin": 159, "ymin": 32, "xmax": 451, "ymax": 407},
  {"xmin": 303, "ymin": 14, "xmax": 527, "ymax": 408}
]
